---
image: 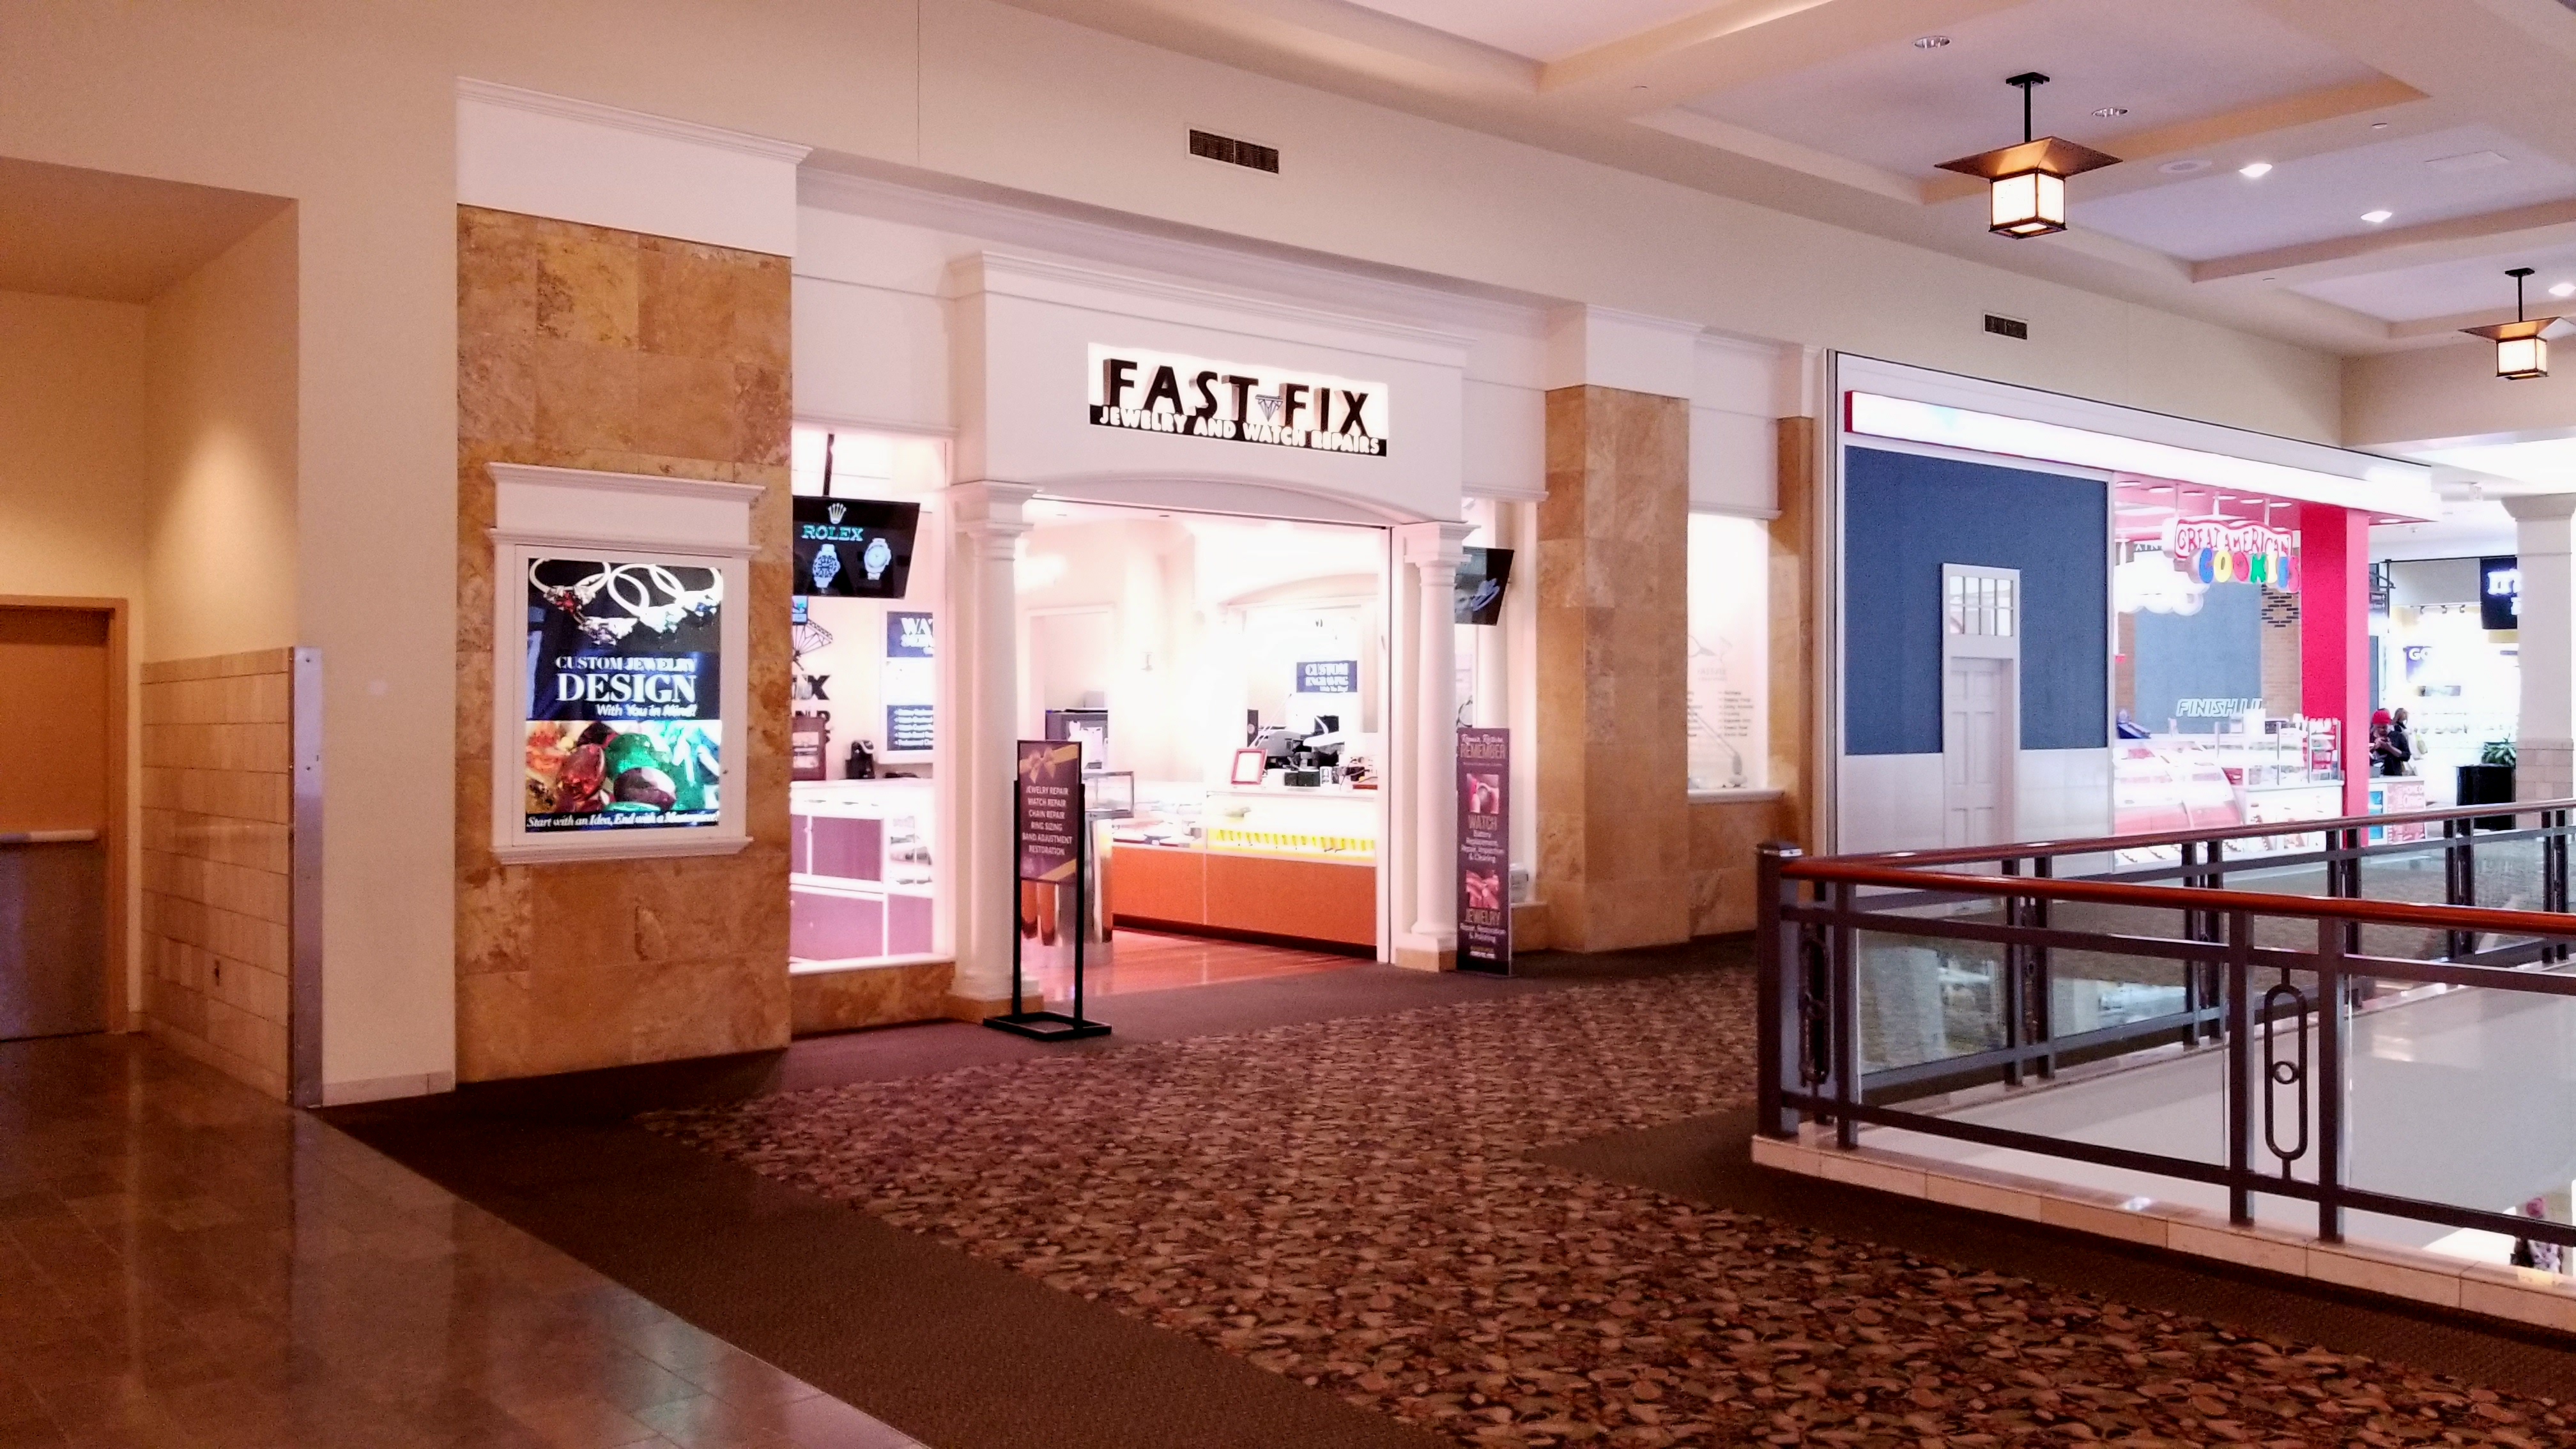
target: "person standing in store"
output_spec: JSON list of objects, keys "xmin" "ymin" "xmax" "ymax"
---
[{"xmin": 2389, "ymin": 708, "xmax": 2415, "ymax": 776}]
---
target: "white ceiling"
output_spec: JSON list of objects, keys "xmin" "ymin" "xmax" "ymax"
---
[
  {"xmin": 2296, "ymin": 240, "xmax": 2576, "ymax": 323},
  {"xmin": 2077, "ymin": 125, "xmax": 2576, "ymax": 264},
  {"xmin": 2416, "ymin": 436, "xmax": 2576, "ymax": 491},
  {"xmin": 990, "ymin": 0, "xmax": 2576, "ymax": 358},
  {"xmin": 1336, "ymin": 0, "xmax": 1719, "ymax": 61},
  {"xmin": 1680, "ymin": 0, "xmax": 2374, "ymax": 181}
]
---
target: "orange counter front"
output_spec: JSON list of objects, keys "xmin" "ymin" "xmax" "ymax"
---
[{"xmin": 1109, "ymin": 839, "xmax": 1376, "ymax": 951}]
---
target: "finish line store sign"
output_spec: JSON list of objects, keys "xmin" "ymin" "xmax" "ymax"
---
[{"xmin": 1087, "ymin": 344, "xmax": 1390, "ymax": 457}]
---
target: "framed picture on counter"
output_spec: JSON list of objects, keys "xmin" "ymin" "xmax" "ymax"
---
[{"xmin": 1231, "ymin": 748, "xmax": 1268, "ymax": 787}]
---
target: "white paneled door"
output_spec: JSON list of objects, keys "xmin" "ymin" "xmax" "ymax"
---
[{"xmin": 1940, "ymin": 565, "xmax": 2020, "ymax": 849}]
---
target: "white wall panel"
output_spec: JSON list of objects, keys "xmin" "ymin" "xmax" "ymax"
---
[
  {"xmin": 1464, "ymin": 380, "xmax": 1544, "ymax": 502},
  {"xmin": 791, "ymin": 277, "xmax": 952, "ymax": 433},
  {"xmin": 1689, "ymin": 406, "xmax": 1776, "ymax": 516},
  {"xmin": 456, "ymin": 81, "xmax": 804, "ymax": 257}
]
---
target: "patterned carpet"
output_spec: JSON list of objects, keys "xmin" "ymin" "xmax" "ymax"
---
[{"xmin": 645, "ymin": 972, "xmax": 2576, "ymax": 1448}]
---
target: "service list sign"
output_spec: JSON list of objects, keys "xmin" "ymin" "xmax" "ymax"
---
[
  {"xmin": 1088, "ymin": 344, "xmax": 1389, "ymax": 457},
  {"xmin": 1456, "ymin": 726, "xmax": 1511, "ymax": 974},
  {"xmin": 1017, "ymin": 740, "xmax": 1082, "ymax": 884}
]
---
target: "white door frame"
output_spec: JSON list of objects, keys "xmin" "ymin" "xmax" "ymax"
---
[{"xmin": 1940, "ymin": 564, "xmax": 2021, "ymax": 847}]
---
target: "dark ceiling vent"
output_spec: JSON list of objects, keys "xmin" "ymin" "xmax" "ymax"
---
[
  {"xmin": 1190, "ymin": 129, "xmax": 1279, "ymax": 174},
  {"xmin": 1984, "ymin": 313, "xmax": 2030, "ymax": 340}
]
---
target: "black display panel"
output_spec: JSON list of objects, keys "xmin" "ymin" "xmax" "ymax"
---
[
  {"xmin": 793, "ymin": 497, "xmax": 921, "ymax": 599},
  {"xmin": 1454, "ymin": 546, "xmax": 1513, "ymax": 625}
]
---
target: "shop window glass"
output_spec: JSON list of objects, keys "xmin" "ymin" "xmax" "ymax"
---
[{"xmin": 1686, "ymin": 514, "xmax": 1769, "ymax": 792}]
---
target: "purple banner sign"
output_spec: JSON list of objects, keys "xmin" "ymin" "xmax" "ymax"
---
[
  {"xmin": 1017, "ymin": 739, "xmax": 1082, "ymax": 884},
  {"xmin": 1456, "ymin": 726, "xmax": 1510, "ymax": 973}
]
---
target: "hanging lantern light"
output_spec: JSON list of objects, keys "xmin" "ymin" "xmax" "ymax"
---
[
  {"xmin": 1936, "ymin": 72, "xmax": 2120, "ymax": 238},
  {"xmin": 2463, "ymin": 268, "xmax": 2559, "ymax": 380}
]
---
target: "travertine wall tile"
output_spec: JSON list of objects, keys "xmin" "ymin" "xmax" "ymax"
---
[
  {"xmin": 1537, "ymin": 385, "xmax": 1694, "ymax": 953},
  {"xmin": 139, "ymin": 651, "xmax": 293, "ymax": 1100},
  {"xmin": 454, "ymin": 206, "xmax": 793, "ymax": 1082}
]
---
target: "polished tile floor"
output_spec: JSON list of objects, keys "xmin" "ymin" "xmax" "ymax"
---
[
  {"xmin": 0, "ymin": 1032, "xmax": 925, "ymax": 1449},
  {"xmin": 1036, "ymin": 926, "xmax": 1363, "ymax": 1000}
]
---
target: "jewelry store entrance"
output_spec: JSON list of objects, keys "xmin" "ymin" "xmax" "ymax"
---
[{"xmin": 1015, "ymin": 500, "xmax": 1390, "ymax": 1000}]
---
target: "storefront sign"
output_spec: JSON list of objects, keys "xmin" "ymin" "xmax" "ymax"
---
[
  {"xmin": 1296, "ymin": 659, "xmax": 1359, "ymax": 694},
  {"xmin": 887, "ymin": 704, "xmax": 935, "ymax": 753},
  {"xmin": 793, "ymin": 497, "xmax": 920, "ymax": 599},
  {"xmin": 1087, "ymin": 344, "xmax": 1389, "ymax": 457},
  {"xmin": 2165, "ymin": 516, "xmax": 2297, "ymax": 590},
  {"xmin": 1456, "ymin": 727, "xmax": 1511, "ymax": 974},
  {"xmin": 2482, "ymin": 556, "xmax": 2520, "ymax": 631},
  {"xmin": 521, "ymin": 556, "xmax": 724, "ymax": 832},
  {"xmin": 1016, "ymin": 739, "xmax": 1082, "ymax": 884},
  {"xmin": 885, "ymin": 611, "xmax": 935, "ymax": 657}
]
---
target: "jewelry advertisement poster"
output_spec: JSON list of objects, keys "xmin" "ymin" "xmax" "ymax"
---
[{"xmin": 522, "ymin": 556, "xmax": 724, "ymax": 833}]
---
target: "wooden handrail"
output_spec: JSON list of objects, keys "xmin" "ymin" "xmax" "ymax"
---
[
  {"xmin": 1829, "ymin": 795, "xmax": 2576, "ymax": 870},
  {"xmin": 1782, "ymin": 858, "xmax": 2576, "ymax": 939}
]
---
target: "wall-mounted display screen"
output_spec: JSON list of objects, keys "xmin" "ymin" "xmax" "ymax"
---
[
  {"xmin": 522, "ymin": 556, "xmax": 724, "ymax": 832},
  {"xmin": 1455, "ymin": 546, "xmax": 1513, "ymax": 625},
  {"xmin": 793, "ymin": 497, "xmax": 920, "ymax": 599},
  {"xmin": 2482, "ymin": 555, "xmax": 2520, "ymax": 632}
]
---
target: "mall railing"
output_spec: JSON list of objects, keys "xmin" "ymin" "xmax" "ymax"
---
[{"xmin": 1755, "ymin": 796, "xmax": 2576, "ymax": 1252}]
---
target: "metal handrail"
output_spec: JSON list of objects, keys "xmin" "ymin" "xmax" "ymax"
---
[
  {"xmin": 1755, "ymin": 808, "xmax": 2576, "ymax": 1259},
  {"xmin": 1834, "ymin": 793, "xmax": 2576, "ymax": 870},
  {"xmin": 0, "ymin": 829, "xmax": 99, "ymax": 845},
  {"xmin": 1783, "ymin": 859, "xmax": 2576, "ymax": 939}
]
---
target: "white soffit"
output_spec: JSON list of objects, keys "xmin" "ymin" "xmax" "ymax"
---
[
  {"xmin": 1838, "ymin": 355, "xmax": 2437, "ymax": 520},
  {"xmin": 1335, "ymin": 0, "xmax": 1722, "ymax": 62},
  {"xmin": 457, "ymin": 79, "xmax": 809, "ymax": 257}
]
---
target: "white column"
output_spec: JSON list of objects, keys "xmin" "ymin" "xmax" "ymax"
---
[
  {"xmin": 1471, "ymin": 501, "xmax": 1511, "ymax": 730},
  {"xmin": 2507, "ymin": 495, "xmax": 2576, "ymax": 801},
  {"xmin": 1395, "ymin": 520, "xmax": 1473, "ymax": 970},
  {"xmin": 947, "ymin": 481, "xmax": 1040, "ymax": 1009}
]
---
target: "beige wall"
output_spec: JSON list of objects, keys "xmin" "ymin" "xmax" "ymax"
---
[
  {"xmin": 0, "ymin": 0, "xmax": 2356, "ymax": 1092},
  {"xmin": 144, "ymin": 208, "xmax": 299, "ymax": 663},
  {"xmin": 0, "ymin": 290, "xmax": 150, "ymax": 602},
  {"xmin": 2345, "ymin": 336, "xmax": 2576, "ymax": 448},
  {"xmin": 0, "ymin": 289, "xmax": 151, "ymax": 1025}
]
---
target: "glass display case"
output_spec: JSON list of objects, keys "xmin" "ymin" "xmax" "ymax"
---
[
  {"xmin": 2114, "ymin": 717, "xmax": 2344, "ymax": 862},
  {"xmin": 790, "ymin": 778, "xmax": 937, "ymax": 967},
  {"xmin": 1107, "ymin": 779, "xmax": 1379, "ymax": 947}
]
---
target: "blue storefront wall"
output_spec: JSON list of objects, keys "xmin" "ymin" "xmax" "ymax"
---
[
  {"xmin": 1844, "ymin": 445, "xmax": 2108, "ymax": 756},
  {"xmin": 2131, "ymin": 583, "xmax": 2264, "ymax": 732}
]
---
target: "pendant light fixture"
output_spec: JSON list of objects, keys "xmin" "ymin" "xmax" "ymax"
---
[
  {"xmin": 1937, "ymin": 72, "xmax": 2120, "ymax": 238},
  {"xmin": 2462, "ymin": 268, "xmax": 2559, "ymax": 380}
]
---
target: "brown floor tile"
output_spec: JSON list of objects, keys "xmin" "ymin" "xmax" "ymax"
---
[{"xmin": 0, "ymin": 1035, "xmax": 918, "ymax": 1449}]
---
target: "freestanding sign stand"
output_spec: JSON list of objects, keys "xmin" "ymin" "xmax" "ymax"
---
[
  {"xmin": 1456, "ymin": 726, "xmax": 1512, "ymax": 974},
  {"xmin": 985, "ymin": 739, "xmax": 1112, "ymax": 1041}
]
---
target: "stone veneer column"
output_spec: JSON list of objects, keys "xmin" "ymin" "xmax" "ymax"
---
[
  {"xmin": 947, "ymin": 482, "xmax": 1039, "ymax": 1012},
  {"xmin": 453, "ymin": 206, "xmax": 793, "ymax": 1082},
  {"xmin": 2507, "ymin": 495, "xmax": 2576, "ymax": 801},
  {"xmin": 1395, "ymin": 521, "xmax": 1471, "ymax": 970},
  {"xmin": 1537, "ymin": 385, "xmax": 1692, "ymax": 953}
]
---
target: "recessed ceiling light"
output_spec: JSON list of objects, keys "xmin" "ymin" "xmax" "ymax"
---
[
  {"xmin": 2238, "ymin": 161, "xmax": 2273, "ymax": 178},
  {"xmin": 2159, "ymin": 158, "xmax": 2212, "ymax": 174},
  {"xmin": 1913, "ymin": 34, "xmax": 1950, "ymax": 49},
  {"xmin": 2361, "ymin": 209, "xmax": 2393, "ymax": 224},
  {"xmin": 2371, "ymin": 121, "xmax": 2391, "ymax": 130},
  {"xmin": 2092, "ymin": 105, "xmax": 2128, "ymax": 118},
  {"xmin": 2553, "ymin": 282, "xmax": 2576, "ymax": 300}
]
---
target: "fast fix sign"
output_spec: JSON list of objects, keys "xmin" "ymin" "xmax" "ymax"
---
[{"xmin": 1087, "ymin": 344, "xmax": 1390, "ymax": 457}]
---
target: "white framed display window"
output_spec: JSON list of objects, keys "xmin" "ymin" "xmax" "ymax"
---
[
  {"xmin": 487, "ymin": 464, "xmax": 760, "ymax": 863},
  {"xmin": 1686, "ymin": 512, "xmax": 1770, "ymax": 795}
]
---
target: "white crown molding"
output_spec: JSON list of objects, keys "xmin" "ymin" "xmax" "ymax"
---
[
  {"xmin": 456, "ymin": 78, "xmax": 811, "ymax": 164},
  {"xmin": 487, "ymin": 462, "xmax": 768, "ymax": 505},
  {"xmin": 947, "ymin": 249, "xmax": 1476, "ymax": 369}
]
